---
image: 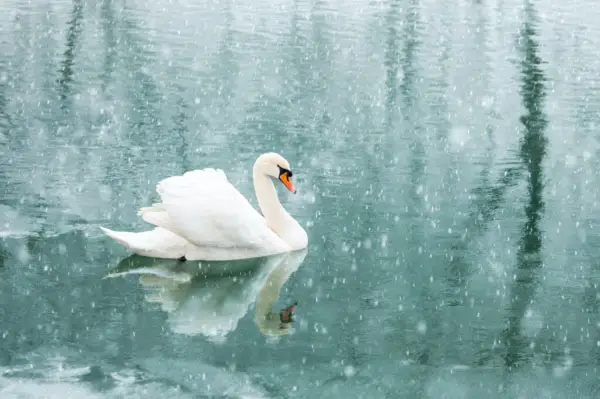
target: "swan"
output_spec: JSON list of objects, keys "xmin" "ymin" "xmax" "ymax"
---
[{"xmin": 99, "ymin": 152, "xmax": 308, "ymax": 261}]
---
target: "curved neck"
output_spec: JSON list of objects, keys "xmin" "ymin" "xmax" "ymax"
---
[{"xmin": 253, "ymin": 167, "xmax": 288, "ymax": 230}]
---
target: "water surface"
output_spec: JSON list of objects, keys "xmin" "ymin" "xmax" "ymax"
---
[{"xmin": 1, "ymin": 0, "xmax": 600, "ymax": 397}]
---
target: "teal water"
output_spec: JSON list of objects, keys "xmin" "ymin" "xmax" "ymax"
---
[{"xmin": 1, "ymin": 0, "xmax": 600, "ymax": 397}]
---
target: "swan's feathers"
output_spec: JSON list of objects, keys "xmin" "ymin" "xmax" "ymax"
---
[{"xmin": 137, "ymin": 167, "xmax": 287, "ymax": 252}]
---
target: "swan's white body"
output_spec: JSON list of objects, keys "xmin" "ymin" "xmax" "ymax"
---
[{"xmin": 100, "ymin": 153, "xmax": 308, "ymax": 261}]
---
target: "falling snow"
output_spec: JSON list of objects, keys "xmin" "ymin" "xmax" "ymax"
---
[{"xmin": 0, "ymin": 0, "xmax": 599, "ymax": 398}]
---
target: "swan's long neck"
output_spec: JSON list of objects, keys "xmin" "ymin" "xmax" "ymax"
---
[{"xmin": 253, "ymin": 167, "xmax": 289, "ymax": 231}]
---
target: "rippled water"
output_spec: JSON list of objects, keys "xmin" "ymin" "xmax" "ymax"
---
[{"xmin": 1, "ymin": 0, "xmax": 600, "ymax": 397}]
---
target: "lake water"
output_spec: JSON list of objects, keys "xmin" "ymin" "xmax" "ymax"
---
[{"xmin": 1, "ymin": 0, "xmax": 600, "ymax": 397}]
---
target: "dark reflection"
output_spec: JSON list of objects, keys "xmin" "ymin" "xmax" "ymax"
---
[
  {"xmin": 447, "ymin": 166, "xmax": 523, "ymax": 289},
  {"xmin": 106, "ymin": 249, "xmax": 308, "ymax": 338},
  {"xmin": 402, "ymin": 0, "xmax": 425, "ymax": 225},
  {"xmin": 0, "ymin": 240, "xmax": 6, "ymax": 269},
  {"xmin": 383, "ymin": 0, "xmax": 401, "ymax": 131},
  {"xmin": 445, "ymin": 4, "xmax": 516, "ymax": 291},
  {"xmin": 403, "ymin": 0, "xmax": 436, "ymax": 369},
  {"xmin": 118, "ymin": 10, "xmax": 162, "ymax": 142},
  {"xmin": 0, "ymin": 61, "xmax": 11, "ymax": 136},
  {"xmin": 100, "ymin": 0, "xmax": 117, "ymax": 93},
  {"xmin": 402, "ymin": 0, "xmax": 425, "ymax": 232},
  {"xmin": 399, "ymin": 0, "xmax": 420, "ymax": 115},
  {"xmin": 430, "ymin": 10, "xmax": 451, "ymax": 142},
  {"xmin": 501, "ymin": 0, "xmax": 548, "ymax": 371},
  {"xmin": 4, "ymin": 10, "xmax": 32, "ymax": 154},
  {"xmin": 58, "ymin": 0, "xmax": 83, "ymax": 106},
  {"xmin": 172, "ymin": 96, "xmax": 191, "ymax": 172}
]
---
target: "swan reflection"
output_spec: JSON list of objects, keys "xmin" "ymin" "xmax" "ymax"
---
[{"xmin": 105, "ymin": 249, "xmax": 308, "ymax": 339}]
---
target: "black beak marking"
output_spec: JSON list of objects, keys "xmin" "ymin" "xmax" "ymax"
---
[{"xmin": 278, "ymin": 165, "xmax": 293, "ymax": 178}]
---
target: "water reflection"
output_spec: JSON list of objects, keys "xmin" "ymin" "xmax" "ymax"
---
[
  {"xmin": 448, "ymin": 164, "xmax": 523, "ymax": 291},
  {"xmin": 502, "ymin": 0, "xmax": 548, "ymax": 371},
  {"xmin": 401, "ymin": 0, "xmax": 438, "ymax": 368},
  {"xmin": 2, "ymin": 0, "xmax": 600, "ymax": 396},
  {"xmin": 100, "ymin": 0, "xmax": 117, "ymax": 95},
  {"xmin": 106, "ymin": 249, "xmax": 308, "ymax": 340},
  {"xmin": 0, "ymin": 58, "xmax": 10, "ymax": 136},
  {"xmin": 58, "ymin": 0, "xmax": 83, "ymax": 107},
  {"xmin": 383, "ymin": 0, "xmax": 400, "ymax": 128}
]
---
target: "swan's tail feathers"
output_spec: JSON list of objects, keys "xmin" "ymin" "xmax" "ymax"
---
[
  {"xmin": 137, "ymin": 204, "xmax": 178, "ymax": 233},
  {"xmin": 99, "ymin": 226, "xmax": 187, "ymax": 259},
  {"xmin": 99, "ymin": 226, "xmax": 134, "ymax": 249},
  {"xmin": 137, "ymin": 203, "xmax": 166, "ymax": 216}
]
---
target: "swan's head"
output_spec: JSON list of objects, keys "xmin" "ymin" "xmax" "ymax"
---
[{"xmin": 254, "ymin": 152, "xmax": 296, "ymax": 194}]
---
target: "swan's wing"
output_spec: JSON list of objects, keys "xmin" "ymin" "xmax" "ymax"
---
[{"xmin": 140, "ymin": 168, "xmax": 287, "ymax": 253}]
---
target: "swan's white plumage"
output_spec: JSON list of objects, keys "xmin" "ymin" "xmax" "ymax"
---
[
  {"xmin": 102, "ymin": 166, "xmax": 296, "ymax": 261},
  {"xmin": 154, "ymin": 168, "xmax": 287, "ymax": 249},
  {"xmin": 99, "ymin": 226, "xmax": 188, "ymax": 259}
]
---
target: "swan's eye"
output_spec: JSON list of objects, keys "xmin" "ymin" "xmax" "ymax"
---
[{"xmin": 278, "ymin": 165, "xmax": 292, "ymax": 178}]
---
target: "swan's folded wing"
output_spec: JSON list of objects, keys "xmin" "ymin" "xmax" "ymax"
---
[{"xmin": 150, "ymin": 168, "xmax": 288, "ymax": 253}]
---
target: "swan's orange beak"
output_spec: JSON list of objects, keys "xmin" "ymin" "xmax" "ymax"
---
[{"xmin": 279, "ymin": 171, "xmax": 296, "ymax": 194}]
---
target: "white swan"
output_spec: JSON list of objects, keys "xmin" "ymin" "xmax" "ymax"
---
[{"xmin": 99, "ymin": 152, "xmax": 308, "ymax": 261}]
